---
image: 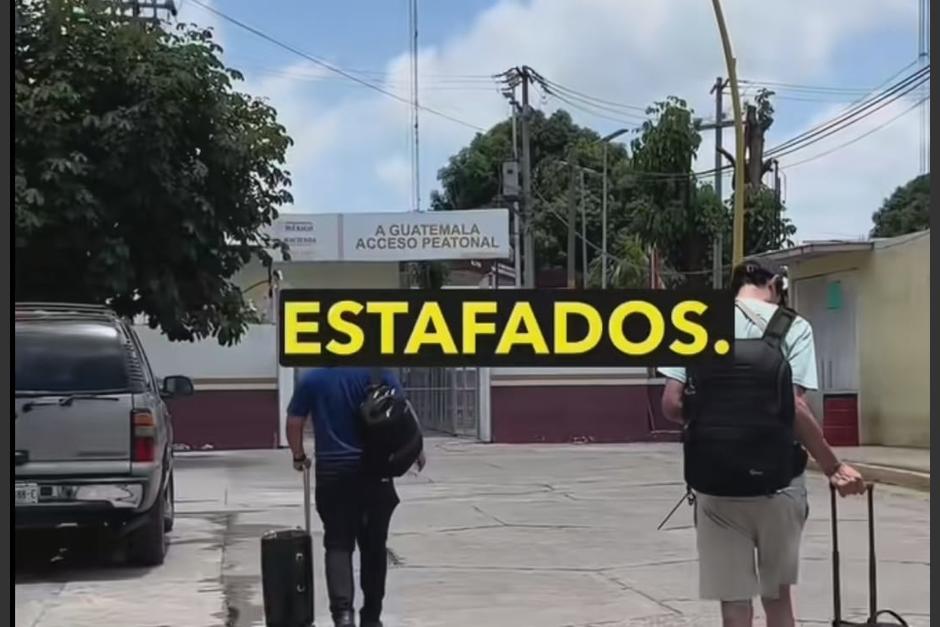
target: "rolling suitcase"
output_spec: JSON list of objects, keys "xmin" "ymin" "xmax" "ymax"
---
[
  {"xmin": 261, "ymin": 464, "xmax": 315, "ymax": 627},
  {"xmin": 830, "ymin": 483, "xmax": 907, "ymax": 626}
]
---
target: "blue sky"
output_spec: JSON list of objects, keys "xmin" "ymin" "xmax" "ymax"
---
[{"xmin": 177, "ymin": 0, "xmax": 929, "ymax": 242}]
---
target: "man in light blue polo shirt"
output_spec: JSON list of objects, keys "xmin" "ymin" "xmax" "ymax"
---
[{"xmin": 659, "ymin": 260, "xmax": 865, "ymax": 627}]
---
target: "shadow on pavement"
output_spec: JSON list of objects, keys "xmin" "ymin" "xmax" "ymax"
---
[{"xmin": 14, "ymin": 528, "xmax": 155, "ymax": 584}]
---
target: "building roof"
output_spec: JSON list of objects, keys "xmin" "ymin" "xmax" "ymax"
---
[
  {"xmin": 747, "ymin": 239, "xmax": 874, "ymax": 264},
  {"xmin": 748, "ymin": 229, "xmax": 929, "ymax": 264}
]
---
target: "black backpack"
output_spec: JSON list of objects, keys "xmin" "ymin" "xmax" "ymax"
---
[
  {"xmin": 682, "ymin": 303, "xmax": 800, "ymax": 497},
  {"xmin": 358, "ymin": 368, "xmax": 424, "ymax": 478}
]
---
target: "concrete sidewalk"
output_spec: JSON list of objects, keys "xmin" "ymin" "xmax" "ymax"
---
[
  {"xmin": 15, "ymin": 440, "xmax": 931, "ymax": 627},
  {"xmin": 808, "ymin": 446, "xmax": 930, "ymax": 491}
]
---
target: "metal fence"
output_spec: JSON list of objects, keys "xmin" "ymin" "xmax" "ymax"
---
[{"xmin": 398, "ymin": 367, "xmax": 480, "ymax": 437}]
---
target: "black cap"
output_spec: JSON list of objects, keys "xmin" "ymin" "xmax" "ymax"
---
[{"xmin": 731, "ymin": 257, "xmax": 788, "ymax": 292}]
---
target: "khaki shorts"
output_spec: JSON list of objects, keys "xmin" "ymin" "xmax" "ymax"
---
[{"xmin": 694, "ymin": 474, "xmax": 809, "ymax": 601}]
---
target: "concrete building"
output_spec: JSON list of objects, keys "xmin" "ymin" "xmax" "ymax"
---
[{"xmin": 752, "ymin": 230, "xmax": 930, "ymax": 448}]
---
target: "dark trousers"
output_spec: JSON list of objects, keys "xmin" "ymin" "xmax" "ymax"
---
[{"xmin": 315, "ymin": 474, "xmax": 399, "ymax": 622}]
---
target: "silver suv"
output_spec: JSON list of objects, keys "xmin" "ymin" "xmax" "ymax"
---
[{"xmin": 14, "ymin": 303, "xmax": 193, "ymax": 566}]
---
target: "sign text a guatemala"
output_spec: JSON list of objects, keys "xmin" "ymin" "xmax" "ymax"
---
[{"xmin": 279, "ymin": 289, "xmax": 734, "ymax": 368}]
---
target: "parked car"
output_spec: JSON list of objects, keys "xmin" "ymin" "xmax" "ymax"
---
[{"xmin": 14, "ymin": 302, "xmax": 194, "ymax": 566}]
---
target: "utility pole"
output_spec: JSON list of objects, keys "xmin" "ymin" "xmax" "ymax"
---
[
  {"xmin": 598, "ymin": 129, "xmax": 629, "ymax": 289},
  {"xmin": 112, "ymin": 0, "xmax": 177, "ymax": 25},
  {"xmin": 519, "ymin": 66, "xmax": 536, "ymax": 289},
  {"xmin": 580, "ymin": 170, "xmax": 587, "ymax": 288},
  {"xmin": 510, "ymin": 102, "xmax": 522, "ymax": 288},
  {"xmin": 707, "ymin": 77, "xmax": 731, "ymax": 288},
  {"xmin": 918, "ymin": 0, "xmax": 930, "ymax": 174},
  {"xmin": 773, "ymin": 159, "xmax": 781, "ymax": 247},
  {"xmin": 567, "ymin": 153, "xmax": 578, "ymax": 289}
]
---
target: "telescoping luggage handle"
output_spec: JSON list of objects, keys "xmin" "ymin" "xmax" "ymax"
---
[
  {"xmin": 830, "ymin": 482, "xmax": 908, "ymax": 627},
  {"xmin": 293, "ymin": 464, "xmax": 313, "ymax": 603},
  {"xmin": 302, "ymin": 463, "xmax": 312, "ymax": 535}
]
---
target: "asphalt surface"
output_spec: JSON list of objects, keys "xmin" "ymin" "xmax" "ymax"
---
[{"xmin": 14, "ymin": 440, "xmax": 931, "ymax": 626}]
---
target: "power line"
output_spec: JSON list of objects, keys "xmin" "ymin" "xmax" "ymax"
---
[
  {"xmin": 534, "ymin": 74, "xmax": 650, "ymax": 113},
  {"xmin": 780, "ymin": 96, "xmax": 929, "ymax": 170},
  {"xmin": 541, "ymin": 89, "xmax": 647, "ymax": 128},
  {"xmin": 766, "ymin": 65, "xmax": 929, "ymax": 157},
  {"xmin": 768, "ymin": 69, "xmax": 929, "ymax": 158},
  {"xmin": 739, "ymin": 79, "xmax": 875, "ymax": 95},
  {"xmin": 188, "ymin": 0, "xmax": 486, "ymax": 132},
  {"xmin": 232, "ymin": 66, "xmax": 502, "ymax": 90}
]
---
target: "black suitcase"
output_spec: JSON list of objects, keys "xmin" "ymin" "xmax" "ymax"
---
[
  {"xmin": 261, "ymin": 464, "xmax": 315, "ymax": 627},
  {"xmin": 830, "ymin": 483, "xmax": 907, "ymax": 626}
]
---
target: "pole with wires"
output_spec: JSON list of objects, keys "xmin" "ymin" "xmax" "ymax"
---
[
  {"xmin": 708, "ymin": 77, "xmax": 730, "ymax": 288},
  {"xmin": 580, "ymin": 170, "xmax": 587, "ymax": 288},
  {"xmin": 409, "ymin": 0, "xmax": 421, "ymax": 211},
  {"xmin": 710, "ymin": 0, "xmax": 746, "ymax": 268},
  {"xmin": 520, "ymin": 66, "xmax": 536, "ymax": 289},
  {"xmin": 511, "ymin": 98, "xmax": 523, "ymax": 288},
  {"xmin": 918, "ymin": 0, "xmax": 929, "ymax": 174}
]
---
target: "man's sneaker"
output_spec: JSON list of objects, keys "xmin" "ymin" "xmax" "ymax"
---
[
  {"xmin": 333, "ymin": 610, "xmax": 356, "ymax": 627},
  {"xmin": 360, "ymin": 621, "xmax": 383, "ymax": 627}
]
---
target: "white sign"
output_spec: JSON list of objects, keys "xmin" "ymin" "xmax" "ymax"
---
[
  {"xmin": 268, "ymin": 215, "xmax": 340, "ymax": 261},
  {"xmin": 342, "ymin": 209, "xmax": 510, "ymax": 261},
  {"xmin": 268, "ymin": 210, "xmax": 510, "ymax": 262}
]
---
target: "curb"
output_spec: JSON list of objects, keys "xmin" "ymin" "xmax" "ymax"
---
[{"xmin": 808, "ymin": 459, "xmax": 930, "ymax": 492}]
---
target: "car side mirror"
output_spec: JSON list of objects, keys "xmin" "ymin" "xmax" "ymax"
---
[{"xmin": 161, "ymin": 375, "xmax": 194, "ymax": 399}]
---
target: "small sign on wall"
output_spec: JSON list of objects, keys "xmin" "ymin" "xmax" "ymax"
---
[{"xmin": 826, "ymin": 280, "xmax": 843, "ymax": 310}]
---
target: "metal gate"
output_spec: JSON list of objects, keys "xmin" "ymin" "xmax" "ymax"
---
[{"xmin": 398, "ymin": 367, "xmax": 480, "ymax": 437}]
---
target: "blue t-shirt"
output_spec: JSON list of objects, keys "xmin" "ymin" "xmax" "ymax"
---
[{"xmin": 287, "ymin": 367, "xmax": 403, "ymax": 478}]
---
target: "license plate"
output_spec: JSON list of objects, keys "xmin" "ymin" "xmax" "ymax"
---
[{"xmin": 15, "ymin": 482, "xmax": 40, "ymax": 505}]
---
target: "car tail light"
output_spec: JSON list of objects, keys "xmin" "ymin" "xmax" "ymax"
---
[{"xmin": 132, "ymin": 410, "xmax": 156, "ymax": 462}]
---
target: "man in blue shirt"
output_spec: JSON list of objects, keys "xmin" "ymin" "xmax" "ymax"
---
[{"xmin": 286, "ymin": 367, "xmax": 425, "ymax": 627}]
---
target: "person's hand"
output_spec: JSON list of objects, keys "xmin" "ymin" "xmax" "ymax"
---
[
  {"xmin": 828, "ymin": 462, "xmax": 865, "ymax": 496},
  {"xmin": 414, "ymin": 450, "xmax": 427, "ymax": 473},
  {"xmin": 292, "ymin": 453, "xmax": 311, "ymax": 472}
]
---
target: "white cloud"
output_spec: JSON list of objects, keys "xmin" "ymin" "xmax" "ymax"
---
[
  {"xmin": 778, "ymin": 98, "xmax": 928, "ymax": 241},
  {"xmin": 375, "ymin": 154, "xmax": 413, "ymax": 200},
  {"xmin": 222, "ymin": 0, "xmax": 918, "ymax": 236}
]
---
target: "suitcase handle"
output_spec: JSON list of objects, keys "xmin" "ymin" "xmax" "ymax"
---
[
  {"xmin": 302, "ymin": 464, "xmax": 312, "ymax": 535},
  {"xmin": 830, "ymin": 482, "xmax": 876, "ymax": 625}
]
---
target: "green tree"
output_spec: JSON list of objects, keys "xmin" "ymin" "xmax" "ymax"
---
[
  {"xmin": 870, "ymin": 174, "xmax": 930, "ymax": 237},
  {"xmin": 627, "ymin": 97, "xmax": 724, "ymax": 286},
  {"xmin": 14, "ymin": 0, "xmax": 292, "ymax": 345},
  {"xmin": 431, "ymin": 109, "xmax": 631, "ymax": 279}
]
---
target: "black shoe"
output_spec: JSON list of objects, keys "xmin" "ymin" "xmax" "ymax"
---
[
  {"xmin": 333, "ymin": 610, "xmax": 356, "ymax": 627},
  {"xmin": 360, "ymin": 621, "xmax": 382, "ymax": 627}
]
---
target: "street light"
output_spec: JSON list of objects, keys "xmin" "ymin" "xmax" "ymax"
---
[{"xmin": 598, "ymin": 128, "xmax": 630, "ymax": 289}]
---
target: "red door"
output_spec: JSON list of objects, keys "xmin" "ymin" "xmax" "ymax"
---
[{"xmin": 822, "ymin": 394, "xmax": 859, "ymax": 446}]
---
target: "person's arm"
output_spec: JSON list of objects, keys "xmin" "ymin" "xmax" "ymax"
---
[
  {"xmin": 794, "ymin": 387, "xmax": 864, "ymax": 495},
  {"xmin": 661, "ymin": 378, "xmax": 685, "ymax": 425},
  {"xmin": 285, "ymin": 383, "xmax": 313, "ymax": 471},
  {"xmin": 786, "ymin": 322, "xmax": 864, "ymax": 495},
  {"xmin": 286, "ymin": 415, "xmax": 309, "ymax": 468}
]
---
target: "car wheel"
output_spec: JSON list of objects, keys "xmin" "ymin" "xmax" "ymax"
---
[
  {"xmin": 163, "ymin": 472, "xmax": 175, "ymax": 532},
  {"xmin": 127, "ymin": 485, "xmax": 167, "ymax": 567}
]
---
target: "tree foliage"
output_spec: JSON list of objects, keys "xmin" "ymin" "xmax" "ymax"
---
[
  {"xmin": 14, "ymin": 0, "xmax": 293, "ymax": 345},
  {"xmin": 431, "ymin": 109, "xmax": 631, "ymax": 279},
  {"xmin": 627, "ymin": 97, "xmax": 722, "ymax": 286},
  {"xmin": 431, "ymin": 94, "xmax": 798, "ymax": 285},
  {"xmin": 870, "ymin": 174, "xmax": 930, "ymax": 237}
]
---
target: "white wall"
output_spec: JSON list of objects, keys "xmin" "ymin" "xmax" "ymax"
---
[{"xmin": 135, "ymin": 324, "xmax": 277, "ymax": 384}]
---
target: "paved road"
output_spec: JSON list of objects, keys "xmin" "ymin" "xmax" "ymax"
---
[{"xmin": 15, "ymin": 440, "xmax": 930, "ymax": 626}]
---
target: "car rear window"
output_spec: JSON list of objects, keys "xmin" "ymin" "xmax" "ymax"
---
[{"xmin": 15, "ymin": 322, "xmax": 132, "ymax": 393}]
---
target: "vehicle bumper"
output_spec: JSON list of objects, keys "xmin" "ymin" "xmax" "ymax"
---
[{"xmin": 14, "ymin": 479, "xmax": 152, "ymax": 530}]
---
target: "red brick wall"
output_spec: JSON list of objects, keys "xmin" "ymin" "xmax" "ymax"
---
[
  {"xmin": 167, "ymin": 390, "xmax": 279, "ymax": 450},
  {"xmin": 491, "ymin": 383, "xmax": 679, "ymax": 444}
]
